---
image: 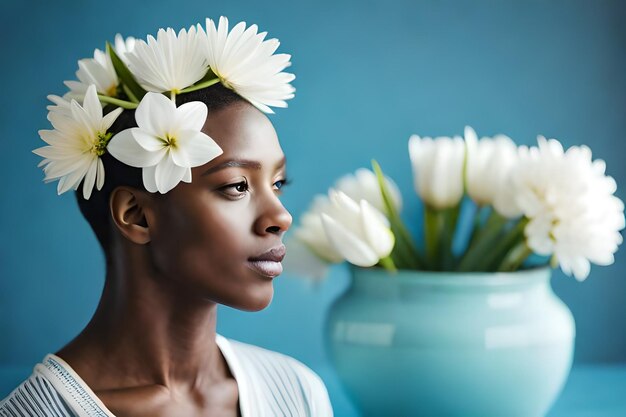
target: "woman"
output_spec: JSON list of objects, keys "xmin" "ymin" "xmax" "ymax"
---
[{"xmin": 1, "ymin": 17, "xmax": 333, "ymax": 417}]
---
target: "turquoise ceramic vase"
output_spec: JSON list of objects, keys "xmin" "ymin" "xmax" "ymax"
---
[{"xmin": 324, "ymin": 266, "xmax": 575, "ymax": 417}]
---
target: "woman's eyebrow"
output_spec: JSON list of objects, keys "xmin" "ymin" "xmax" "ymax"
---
[{"xmin": 202, "ymin": 157, "xmax": 286, "ymax": 176}]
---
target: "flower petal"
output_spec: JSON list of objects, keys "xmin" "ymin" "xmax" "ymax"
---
[
  {"xmin": 176, "ymin": 101, "xmax": 208, "ymax": 131},
  {"xmin": 142, "ymin": 165, "xmax": 158, "ymax": 193},
  {"xmin": 360, "ymin": 200, "xmax": 395, "ymax": 258},
  {"xmin": 135, "ymin": 92, "xmax": 176, "ymax": 137},
  {"xmin": 320, "ymin": 213, "xmax": 379, "ymax": 267},
  {"xmin": 204, "ymin": 17, "xmax": 295, "ymax": 113},
  {"xmin": 176, "ymin": 130, "xmax": 223, "ymax": 167},
  {"xmin": 155, "ymin": 153, "xmax": 187, "ymax": 193},
  {"xmin": 107, "ymin": 128, "xmax": 166, "ymax": 167},
  {"xmin": 82, "ymin": 158, "xmax": 99, "ymax": 200},
  {"xmin": 132, "ymin": 129, "xmax": 166, "ymax": 152}
]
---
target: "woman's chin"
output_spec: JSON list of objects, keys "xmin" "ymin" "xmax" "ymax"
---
[{"xmin": 226, "ymin": 284, "xmax": 275, "ymax": 312}]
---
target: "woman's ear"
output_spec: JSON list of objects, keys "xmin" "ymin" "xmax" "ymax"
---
[{"xmin": 109, "ymin": 187, "xmax": 151, "ymax": 245}]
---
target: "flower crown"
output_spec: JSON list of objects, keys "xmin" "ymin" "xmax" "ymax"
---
[{"xmin": 34, "ymin": 17, "xmax": 296, "ymax": 199}]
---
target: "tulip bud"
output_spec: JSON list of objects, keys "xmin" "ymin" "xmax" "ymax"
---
[
  {"xmin": 464, "ymin": 126, "xmax": 522, "ymax": 218},
  {"xmin": 320, "ymin": 190, "xmax": 395, "ymax": 267},
  {"xmin": 408, "ymin": 134, "xmax": 465, "ymax": 209},
  {"xmin": 334, "ymin": 168, "xmax": 402, "ymax": 214}
]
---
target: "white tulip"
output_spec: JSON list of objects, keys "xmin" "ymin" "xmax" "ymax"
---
[
  {"xmin": 293, "ymin": 195, "xmax": 345, "ymax": 264},
  {"xmin": 320, "ymin": 190, "xmax": 395, "ymax": 267},
  {"xmin": 464, "ymin": 126, "xmax": 522, "ymax": 218},
  {"xmin": 284, "ymin": 195, "xmax": 344, "ymax": 281},
  {"xmin": 408, "ymin": 134, "xmax": 465, "ymax": 209},
  {"xmin": 334, "ymin": 168, "xmax": 402, "ymax": 214}
]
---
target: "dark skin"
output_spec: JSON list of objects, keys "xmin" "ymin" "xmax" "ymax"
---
[{"xmin": 55, "ymin": 101, "xmax": 293, "ymax": 416}]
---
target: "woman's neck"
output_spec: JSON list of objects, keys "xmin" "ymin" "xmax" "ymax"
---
[{"xmin": 55, "ymin": 246, "xmax": 231, "ymax": 392}]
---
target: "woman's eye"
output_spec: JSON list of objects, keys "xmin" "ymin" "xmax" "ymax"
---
[
  {"xmin": 234, "ymin": 182, "xmax": 248, "ymax": 192},
  {"xmin": 274, "ymin": 178, "xmax": 291, "ymax": 191},
  {"xmin": 220, "ymin": 181, "xmax": 249, "ymax": 198},
  {"xmin": 219, "ymin": 177, "xmax": 289, "ymax": 198}
]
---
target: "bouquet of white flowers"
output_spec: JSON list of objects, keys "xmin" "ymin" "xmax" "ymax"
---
[{"xmin": 286, "ymin": 126, "xmax": 625, "ymax": 281}]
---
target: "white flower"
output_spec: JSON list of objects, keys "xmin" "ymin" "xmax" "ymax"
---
[
  {"xmin": 63, "ymin": 34, "xmax": 137, "ymax": 101},
  {"xmin": 514, "ymin": 136, "xmax": 625, "ymax": 280},
  {"xmin": 33, "ymin": 84, "xmax": 123, "ymax": 200},
  {"xmin": 107, "ymin": 92, "xmax": 222, "ymax": 194},
  {"xmin": 203, "ymin": 16, "xmax": 295, "ymax": 114},
  {"xmin": 408, "ymin": 134, "xmax": 465, "ymax": 209},
  {"xmin": 320, "ymin": 190, "xmax": 395, "ymax": 267},
  {"xmin": 334, "ymin": 168, "xmax": 403, "ymax": 214},
  {"xmin": 125, "ymin": 26, "xmax": 208, "ymax": 93},
  {"xmin": 64, "ymin": 48, "xmax": 118, "ymax": 101},
  {"xmin": 293, "ymin": 195, "xmax": 345, "ymax": 264},
  {"xmin": 464, "ymin": 126, "xmax": 521, "ymax": 217},
  {"xmin": 284, "ymin": 195, "xmax": 343, "ymax": 280},
  {"xmin": 114, "ymin": 33, "xmax": 136, "ymax": 66}
]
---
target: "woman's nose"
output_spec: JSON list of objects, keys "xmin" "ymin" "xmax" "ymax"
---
[{"xmin": 254, "ymin": 194, "xmax": 292, "ymax": 236}]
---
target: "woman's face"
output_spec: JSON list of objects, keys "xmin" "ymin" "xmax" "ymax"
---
[{"xmin": 144, "ymin": 101, "xmax": 292, "ymax": 311}]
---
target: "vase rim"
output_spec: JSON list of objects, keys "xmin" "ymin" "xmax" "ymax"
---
[{"xmin": 349, "ymin": 264, "xmax": 552, "ymax": 288}]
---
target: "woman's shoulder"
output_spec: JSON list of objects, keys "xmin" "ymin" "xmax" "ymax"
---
[
  {"xmin": 0, "ymin": 362, "xmax": 76, "ymax": 416},
  {"xmin": 1, "ymin": 354, "xmax": 113, "ymax": 417},
  {"xmin": 220, "ymin": 335, "xmax": 334, "ymax": 417}
]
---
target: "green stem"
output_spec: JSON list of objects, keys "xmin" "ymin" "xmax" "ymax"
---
[
  {"xmin": 378, "ymin": 255, "xmax": 397, "ymax": 273},
  {"xmin": 97, "ymin": 95, "xmax": 138, "ymax": 109},
  {"xmin": 441, "ymin": 205, "xmax": 461, "ymax": 270},
  {"xmin": 478, "ymin": 217, "xmax": 528, "ymax": 271},
  {"xmin": 466, "ymin": 204, "xmax": 484, "ymax": 251},
  {"xmin": 393, "ymin": 219, "xmax": 424, "ymax": 269},
  {"xmin": 388, "ymin": 246, "xmax": 404, "ymax": 270},
  {"xmin": 384, "ymin": 212, "xmax": 420, "ymax": 270},
  {"xmin": 424, "ymin": 205, "xmax": 445, "ymax": 270},
  {"xmin": 456, "ymin": 208, "xmax": 507, "ymax": 271},
  {"xmin": 390, "ymin": 234, "xmax": 414, "ymax": 270},
  {"xmin": 179, "ymin": 77, "xmax": 221, "ymax": 94},
  {"xmin": 122, "ymin": 84, "xmax": 139, "ymax": 103},
  {"xmin": 372, "ymin": 160, "xmax": 424, "ymax": 270},
  {"xmin": 496, "ymin": 240, "xmax": 533, "ymax": 272}
]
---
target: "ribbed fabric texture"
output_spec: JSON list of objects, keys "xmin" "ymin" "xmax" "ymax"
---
[
  {"xmin": 0, "ymin": 334, "xmax": 333, "ymax": 417},
  {"xmin": 0, "ymin": 373, "xmax": 75, "ymax": 416}
]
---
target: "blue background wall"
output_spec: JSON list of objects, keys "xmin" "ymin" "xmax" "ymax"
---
[{"xmin": 1, "ymin": 0, "xmax": 625, "ymax": 402}]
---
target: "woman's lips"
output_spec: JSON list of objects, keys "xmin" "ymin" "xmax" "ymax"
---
[
  {"xmin": 247, "ymin": 245, "xmax": 286, "ymax": 277},
  {"xmin": 247, "ymin": 259, "xmax": 284, "ymax": 277}
]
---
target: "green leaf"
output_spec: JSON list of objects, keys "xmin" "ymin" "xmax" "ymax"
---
[
  {"xmin": 456, "ymin": 208, "xmax": 507, "ymax": 271},
  {"xmin": 199, "ymin": 67, "xmax": 218, "ymax": 83},
  {"xmin": 478, "ymin": 216, "xmax": 528, "ymax": 271},
  {"xmin": 437, "ymin": 204, "xmax": 461, "ymax": 271},
  {"xmin": 424, "ymin": 205, "xmax": 443, "ymax": 269},
  {"xmin": 372, "ymin": 160, "xmax": 424, "ymax": 270},
  {"xmin": 496, "ymin": 239, "xmax": 532, "ymax": 272},
  {"xmin": 106, "ymin": 41, "xmax": 147, "ymax": 101}
]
